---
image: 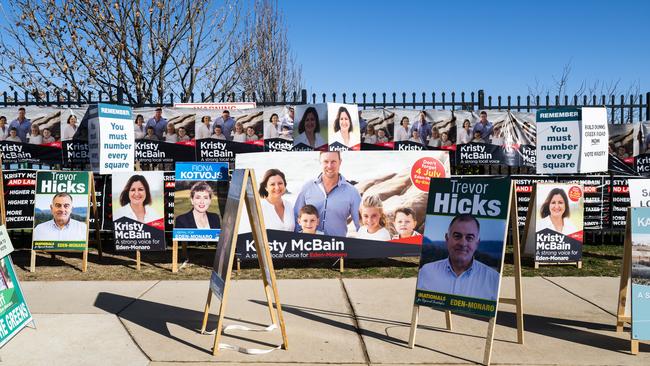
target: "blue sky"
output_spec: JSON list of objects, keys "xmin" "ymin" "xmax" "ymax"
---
[{"xmin": 280, "ymin": 0, "xmax": 649, "ymax": 98}]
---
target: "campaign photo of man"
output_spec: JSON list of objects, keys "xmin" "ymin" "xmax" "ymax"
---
[
  {"xmin": 416, "ymin": 214, "xmax": 500, "ymax": 300},
  {"xmin": 32, "ymin": 192, "xmax": 87, "ymax": 242}
]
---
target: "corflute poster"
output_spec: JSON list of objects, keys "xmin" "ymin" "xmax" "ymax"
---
[
  {"xmin": 2, "ymin": 170, "xmax": 37, "ymax": 230},
  {"xmin": 415, "ymin": 177, "xmax": 510, "ymax": 318},
  {"xmin": 533, "ymin": 183, "xmax": 584, "ymax": 263},
  {"xmin": 173, "ymin": 162, "xmax": 228, "ymax": 241},
  {"xmin": 112, "ymin": 172, "xmax": 166, "ymax": 251},
  {"xmin": 536, "ymin": 108, "xmax": 581, "ymax": 174},
  {"xmin": 0, "ymin": 255, "xmax": 33, "ymax": 348},
  {"xmin": 89, "ymin": 103, "xmax": 135, "ymax": 174},
  {"xmin": 631, "ymin": 207, "xmax": 650, "ymax": 341},
  {"xmin": 32, "ymin": 171, "xmax": 91, "ymax": 251}
]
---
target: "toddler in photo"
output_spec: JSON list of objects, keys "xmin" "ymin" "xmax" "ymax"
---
[
  {"xmin": 297, "ymin": 205, "xmax": 323, "ymax": 234},
  {"xmin": 392, "ymin": 207, "xmax": 422, "ymax": 239},
  {"xmin": 357, "ymin": 194, "xmax": 391, "ymax": 240}
]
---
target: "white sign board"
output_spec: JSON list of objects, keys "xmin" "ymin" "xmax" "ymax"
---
[
  {"xmin": 89, "ymin": 103, "xmax": 135, "ymax": 174},
  {"xmin": 536, "ymin": 109, "xmax": 581, "ymax": 174},
  {"xmin": 579, "ymin": 107, "xmax": 608, "ymax": 173}
]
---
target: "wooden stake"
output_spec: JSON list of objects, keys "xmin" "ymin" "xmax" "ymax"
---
[
  {"xmin": 172, "ymin": 240, "xmax": 178, "ymax": 273},
  {"xmin": 30, "ymin": 250, "xmax": 36, "ymax": 273},
  {"xmin": 408, "ymin": 305, "xmax": 419, "ymax": 348},
  {"xmin": 339, "ymin": 257, "xmax": 345, "ymax": 273},
  {"xmin": 136, "ymin": 250, "xmax": 141, "ymax": 271},
  {"xmin": 631, "ymin": 339, "xmax": 639, "ymax": 355},
  {"xmin": 82, "ymin": 249, "xmax": 88, "ymax": 272},
  {"xmin": 483, "ymin": 317, "xmax": 497, "ymax": 366},
  {"xmin": 445, "ymin": 310, "xmax": 452, "ymax": 330},
  {"xmin": 200, "ymin": 289, "xmax": 213, "ymax": 334}
]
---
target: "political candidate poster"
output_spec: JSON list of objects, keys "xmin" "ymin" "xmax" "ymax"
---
[
  {"xmin": 414, "ymin": 176, "xmax": 510, "ymax": 317},
  {"xmin": 529, "ymin": 183, "xmax": 584, "ymax": 263},
  {"xmin": 133, "ymin": 107, "xmax": 196, "ymax": 164},
  {"xmin": 88, "ymin": 103, "xmax": 135, "ymax": 174},
  {"xmin": 0, "ymin": 255, "xmax": 33, "ymax": 348},
  {"xmin": 536, "ymin": 109, "xmax": 582, "ymax": 174},
  {"xmin": 61, "ymin": 107, "xmax": 90, "ymax": 166},
  {"xmin": 557, "ymin": 176, "xmax": 605, "ymax": 230},
  {"xmin": 235, "ymin": 150, "xmax": 451, "ymax": 260},
  {"xmin": 163, "ymin": 172, "xmax": 175, "ymax": 232},
  {"xmin": 608, "ymin": 122, "xmax": 636, "ymax": 175},
  {"xmin": 293, "ymin": 104, "xmax": 328, "ymax": 151},
  {"xmin": 196, "ymin": 108, "xmax": 264, "ymax": 164},
  {"xmin": 2, "ymin": 170, "xmax": 37, "ymax": 230},
  {"xmin": 0, "ymin": 107, "xmax": 63, "ymax": 165},
  {"xmin": 513, "ymin": 175, "xmax": 555, "ymax": 232},
  {"xmin": 580, "ymin": 107, "xmax": 609, "ymax": 173},
  {"xmin": 328, "ymin": 103, "xmax": 361, "ymax": 151},
  {"xmin": 359, "ymin": 108, "xmax": 394, "ymax": 150},
  {"xmin": 173, "ymin": 162, "xmax": 228, "ymax": 241},
  {"xmin": 610, "ymin": 176, "xmax": 633, "ymax": 230},
  {"xmin": 631, "ymin": 207, "xmax": 650, "ymax": 341},
  {"xmin": 112, "ymin": 171, "xmax": 166, "ymax": 251},
  {"xmin": 263, "ymin": 106, "xmax": 294, "ymax": 152},
  {"xmin": 633, "ymin": 121, "xmax": 650, "ymax": 176},
  {"xmin": 390, "ymin": 109, "xmax": 425, "ymax": 151},
  {"xmin": 32, "ymin": 171, "xmax": 91, "ymax": 251}
]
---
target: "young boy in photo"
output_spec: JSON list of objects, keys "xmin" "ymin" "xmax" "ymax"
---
[
  {"xmin": 392, "ymin": 207, "xmax": 422, "ymax": 239},
  {"xmin": 297, "ymin": 204, "xmax": 323, "ymax": 234}
]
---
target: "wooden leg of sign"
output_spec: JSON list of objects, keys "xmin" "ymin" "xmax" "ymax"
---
[
  {"xmin": 631, "ymin": 339, "xmax": 639, "ymax": 355},
  {"xmin": 172, "ymin": 240, "xmax": 178, "ymax": 273},
  {"xmin": 82, "ymin": 249, "xmax": 88, "ymax": 273},
  {"xmin": 263, "ymin": 284, "xmax": 278, "ymax": 326},
  {"xmin": 136, "ymin": 250, "xmax": 141, "ymax": 271},
  {"xmin": 577, "ymin": 261, "xmax": 583, "ymax": 269},
  {"xmin": 200, "ymin": 289, "xmax": 213, "ymax": 334},
  {"xmin": 483, "ymin": 316, "xmax": 498, "ymax": 366},
  {"xmin": 182, "ymin": 241, "xmax": 188, "ymax": 259},
  {"xmin": 445, "ymin": 310, "xmax": 453, "ymax": 330},
  {"xmin": 340, "ymin": 257, "xmax": 345, "ymax": 273},
  {"xmin": 212, "ymin": 301, "xmax": 228, "ymax": 355},
  {"xmin": 236, "ymin": 258, "xmax": 241, "ymax": 272},
  {"xmin": 408, "ymin": 305, "xmax": 419, "ymax": 348},
  {"xmin": 534, "ymin": 262, "xmax": 539, "ymax": 269},
  {"xmin": 30, "ymin": 250, "xmax": 36, "ymax": 273}
]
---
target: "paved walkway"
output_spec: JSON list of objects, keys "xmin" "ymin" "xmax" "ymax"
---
[{"xmin": 1, "ymin": 277, "xmax": 649, "ymax": 365}]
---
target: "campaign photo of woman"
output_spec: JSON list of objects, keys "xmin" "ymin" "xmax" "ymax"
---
[
  {"xmin": 62, "ymin": 114, "xmax": 78, "ymax": 141},
  {"xmin": 258, "ymin": 168, "xmax": 295, "ymax": 231},
  {"xmin": 174, "ymin": 182, "xmax": 220, "ymax": 229},
  {"xmin": 294, "ymin": 106, "xmax": 325, "ymax": 149},
  {"xmin": 134, "ymin": 114, "xmax": 146, "ymax": 140},
  {"xmin": 114, "ymin": 175, "xmax": 162, "ymax": 224},
  {"xmin": 458, "ymin": 119, "xmax": 472, "ymax": 144},
  {"xmin": 394, "ymin": 116, "xmax": 411, "ymax": 142},
  {"xmin": 330, "ymin": 106, "xmax": 355, "ymax": 147},
  {"xmin": 538, "ymin": 188, "xmax": 578, "ymax": 235}
]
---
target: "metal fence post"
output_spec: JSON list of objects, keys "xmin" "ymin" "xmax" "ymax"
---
[
  {"xmin": 646, "ymin": 92, "xmax": 650, "ymax": 120},
  {"xmin": 478, "ymin": 89, "xmax": 485, "ymax": 111},
  {"xmin": 301, "ymin": 89, "xmax": 307, "ymax": 104}
]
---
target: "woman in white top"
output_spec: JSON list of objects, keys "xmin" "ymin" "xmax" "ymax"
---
[
  {"xmin": 231, "ymin": 121, "xmax": 247, "ymax": 142},
  {"xmin": 41, "ymin": 128, "xmax": 55, "ymax": 143},
  {"xmin": 177, "ymin": 127, "xmax": 190, "ymax": 142},
  {"xmin": 114, "ymin": 175, "xmax": 162, "ymax": 224},
  {"xmin": 427, "ymin": 127, "xmax": 441, "ymax": 148},
  {"xmin": 195, "ymin": 116, "xmax": 212, "ymax": 140},
  {"xmin": 62, "ymin": 114, "xmax": 78, "ymax": 141},
  {"xmin": 394, "ymin": 116, "xmax": 410, "ymax": 142},
  {"xmin": 537, "ymin": 188, "xmax": 578, "ymax": 235},
  {"xmin": 294, "ymin": 107, "xmax": 325, "ymax": 149},
  {"xmin": 458, "ymin": 119, "xmax": 472, "ymax": 144},
  {"xmin": 258, "ymin": 169, "xmax": 295, "ymax": 231},
  {"xmin": 264, "ymin": 113, "xmax": 280, "ymax": 139},
  {"xmin": 330, "ymin": 106, "xmax": 355, "ymax": 147},
  {"xmin": 163, "ymin": 123, "xmax": 178, "ymax": 142},
  {"xmin": 27, "ymin": 124, "xmax": 43, "ymax": 145},
  {"xmin": 0, "ymin": 116, "xmax": 7, "ymax": 140},
  {"xmin": 134, "ymin": 114, "xmax": 146, "ymax": 140},
  {"xmin": 364, "ymin": 125, "xmax": 378, "ymax": 144}
]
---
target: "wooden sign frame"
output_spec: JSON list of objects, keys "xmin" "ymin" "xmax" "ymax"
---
[
  {"xmin": 522, "ymin": 185, "xmax": 582, "ymax": 269},
  {"xmin": 616, "ymin": 208, "xmax": 650, "ymax": 354},
  {"xmin": 408, "ymin": 182, "xmax": 524, "ymax": 366},
  {"xmin": 29, "ymin": 171, "xmax": 101, "ymax": 273},
  {"xmin": 199, "ymin": 169, "xmax": 288, "ymax": 355}
]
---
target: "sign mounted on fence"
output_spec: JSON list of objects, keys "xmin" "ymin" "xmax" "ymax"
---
[
  {"xmin": 174, "ymin": 102, "xmax": 257, "ymax": 110},
  {"xmin": 2, "ymin": 170, "xmax": 37, "ymax": 230},
  {"xmin": 0, "ymin": 107, "xmax": 63, "ymax": 165},
  {"xmin": 89, "ymin": 103, "xmax": 135, "ymax": 174}
]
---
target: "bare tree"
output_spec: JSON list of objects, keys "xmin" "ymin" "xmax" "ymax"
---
[
  {"xmin": 0, "ymin": 0, "xmax": 248, "ymax": 105},
  {"xmin": 236, "ymin": 0, "xmax": 302, "ymax": 101}
]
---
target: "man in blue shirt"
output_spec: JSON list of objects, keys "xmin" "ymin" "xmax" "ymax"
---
[
  {"xmin": 409, "ymin": 111, "xmax": 431, "ymax": 145},
  {"xmin": 145, "ymin": 108, "xmax": 168, "ymax": 140},
  {"xmin": 9, "ymin": 107, "xmax": 31, "ymax": 143},
  {"xmin": 212, "ymin": 110, "xmax": 236, "ymax": 141},
  {"xmin": 416, "ymin": 214, "xmax": 500, "ymax": 300},
  {"xmin": 472, "ymin": 111, "xmax": 493, "ymax": 142},
  {"xmin": 294, "ymin": 151, "xmax": 361, "ymax": 237}
]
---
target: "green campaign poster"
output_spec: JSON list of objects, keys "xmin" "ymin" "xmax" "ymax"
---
[
  {"xmin": 32, "ymin": 171, "xmax": 91, "ymax": 251},
  {"xmin": 415, "ymin": 177, "xmax": 511, "ymax": 317},
  {"xmin": 0, "ymin": 255, "xmax": 33, "ymax": 347}
]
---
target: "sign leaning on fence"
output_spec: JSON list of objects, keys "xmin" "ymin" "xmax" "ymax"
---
[{"xmin": 88, "ymin": 103, "xmax": 135, "ymax": 174}]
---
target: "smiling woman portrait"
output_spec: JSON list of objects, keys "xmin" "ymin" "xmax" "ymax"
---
[
  {"xmin": 258, "ymin": 168, "xmax": 295, "ymax": 231},
  {"xmin": 114, "ymin": 174, "xmax": 162, "ymax": 224},
  {"xmin": 538, "ymin": 187, "xmax": 578, "ymax": 235},
  {"xmin": 174, "ymin": 181, "xmax": 220, "ymax": 229}
]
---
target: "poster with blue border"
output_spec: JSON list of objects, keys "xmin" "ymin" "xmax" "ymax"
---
[{"xmin": 631, "ymin": 207, "xmax": 650, "ymax": 340}]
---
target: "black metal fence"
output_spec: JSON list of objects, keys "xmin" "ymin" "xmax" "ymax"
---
[{"xmin": 3, "ymin": 88, "xmax": 649, "ymax": 123}]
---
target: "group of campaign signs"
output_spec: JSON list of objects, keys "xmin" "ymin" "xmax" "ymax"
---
[{"xmin": 1, "ymin": 103, "xmax": 650, "ymax": 352}]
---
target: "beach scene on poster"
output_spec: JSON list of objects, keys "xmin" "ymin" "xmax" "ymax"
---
[
  {"xmin": 32, "ymin": 171, "xmax": 90, "ymax": 251},
  {"xmin": 534, "ymin": 183, "xmax": 584, "ymax": 263},
  {"xmin": 112, "ymin": 172, "xmax": 166, "ymax": 251},
  {"xmin": 235, "ymin": 150, "xmax": 450, "ymax": 260},
  {"xmin": 173, "ymin": 162, "xmax": 228, "ymax": 241},
  {"xmin": 631, "ymin": 207, "xmax": 650, "ymax": 341},
  {"xmin": 415, "ymin": 177, "xmax": 510, "ymax": 317}
]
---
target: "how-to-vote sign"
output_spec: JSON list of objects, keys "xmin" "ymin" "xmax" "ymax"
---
[
  {"xmin": 536, "ymin": 107, "xmax": 608, "ymax": 174},
  {"xmin": 89, "ymin": 103, "xmax": 135, "ymax": 174}
]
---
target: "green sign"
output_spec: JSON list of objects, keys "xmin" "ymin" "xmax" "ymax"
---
[{"xmin": 0, "ymin": 255, "xmax": 33, "ymax": 347}]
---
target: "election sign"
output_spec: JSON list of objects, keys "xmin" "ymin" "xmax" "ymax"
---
[
  {"xmin": 536, "ymin": 109, "xmax": 582, "ymax": 174},
  {"xmin": 631, "ymin": 207, "xmax": 650, "ymax": 341},
  {"xmin": 580, "ymin": 107, "xmax": 609, "ymax": 173},
  {"xmin": 2, "ymin": 170, "xmax": 37, "ymax": 230},
  {"xmin": 173, "ymin": 162, "xmax": 229, "ymax": 241},
  {"xmin": 0, "ymin": 255, "xmax": 33, "ymax": 348},
  {"xmin": 0, "ymin": 107, "xmax": 63, "ymax": 165},
  {"xmin": 88, "ymin": 103, "xmax": 135, "ymax": 174}
]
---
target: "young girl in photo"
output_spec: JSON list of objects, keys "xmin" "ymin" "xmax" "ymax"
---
[{"xmin": 356, "ymin": 194, "xmax": 391, "ymax": 240}]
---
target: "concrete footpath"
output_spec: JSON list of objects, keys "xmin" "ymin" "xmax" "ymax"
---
[{"xmin": 1, "ymin": 277, "xmax": 649, "ymax": 365}]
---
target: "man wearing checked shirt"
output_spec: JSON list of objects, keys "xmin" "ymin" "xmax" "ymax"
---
[
  {"xmin": 9, "ymin": 107, "xmax": 31, "ymax": 143},
  {"xmin": 417, "ymin": 214, "xmax": 500, "ymax": 300}
]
